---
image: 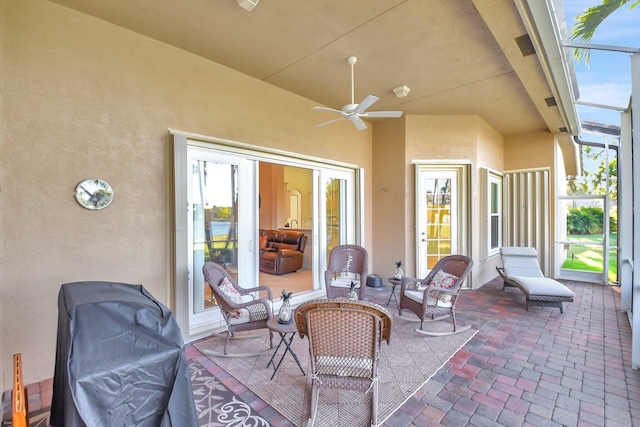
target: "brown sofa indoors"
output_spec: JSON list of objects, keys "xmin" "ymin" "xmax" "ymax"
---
[{"xmin": 259, "ymin": 229, "xmax": 307, "ymax": 275}]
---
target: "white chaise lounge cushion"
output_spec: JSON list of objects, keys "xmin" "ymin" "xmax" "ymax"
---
[
  {"xmin": 500, "ymin": 246, "xmax": 545, "ymax": 278},
  {"xmin": 507, "ymin": 276, "xmax": 575, "ymax": 298}
]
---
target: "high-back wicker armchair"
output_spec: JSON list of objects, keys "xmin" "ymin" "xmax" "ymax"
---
[
  {"xmin": 324, "ymin": 244, "xmax": 368, "ymax": 299},
  {"xmin": 295, "ymin": 299, "xmax": 392, "ymax": 427},
  {"xmin": 202, "ymin": 262, "xmax": 273, "ymax": 355},
  {"xmin": 398, "ymin": 255, "xmax": 473, "ymax": 336}
]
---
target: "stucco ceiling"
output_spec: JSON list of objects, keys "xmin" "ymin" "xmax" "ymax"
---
[{"xmin": 49, "ymin": 0, "xmax": 570, "ymax": 136}]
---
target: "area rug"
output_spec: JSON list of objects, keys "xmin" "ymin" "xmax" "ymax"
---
[
  {"xmin": 0, "ymin": 359, "xmax": 269, "ymax": 427},
  {"xmin": 189, "ymin": 359, "xmax": 270, "ymax": 426},
  {"xmin": 194, "ymin": 316, "xmax": 477, "ymax": 427}
]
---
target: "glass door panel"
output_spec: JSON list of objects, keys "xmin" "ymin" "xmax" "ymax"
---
[
  {"xmin": 558, "ymin": 196, "xmax": 612, "ymax": 283},
  {"xmin": 188, "ymin": 148, "xmax": 256, "ymax": 329},
  {"xmin": 195, "ymin": 161, "xmax": 238, "ymax": 313},
  {"xmin": 321, "ymin": 169, "xmax": 355, "ymax": 267},
  {"xmin": 325, "ymin": 177, "xmax": 346, "ymax": 254},
  {"xmin": 417, "ymin": 169, "xmax": 458, "ymax": 276}
]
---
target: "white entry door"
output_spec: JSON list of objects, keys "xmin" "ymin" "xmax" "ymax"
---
[{"xmin": 416, "ymin": 165, "xmax": 468, "ymax": 278}]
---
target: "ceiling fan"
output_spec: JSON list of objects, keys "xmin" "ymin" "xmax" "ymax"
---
[{"xmin": 313, "ymin": 56, "xmax": 403, "ymax": 131}]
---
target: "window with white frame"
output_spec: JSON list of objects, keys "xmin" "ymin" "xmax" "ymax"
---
[{"xmin": 489, "ymin": 173, "xmax": 501, "ymax": 254}]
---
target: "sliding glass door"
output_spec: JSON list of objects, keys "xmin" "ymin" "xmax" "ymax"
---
[
  {"xmin": 321, "ymin": 169, "xmax": 356, "ymax": 261},
  {"xmin": 173, "ymin": 132, "xmax": 360, "ymax": 341},
  {"xmin": 187, "ymin": 147, "xmax": 258, "ymax": 331}
]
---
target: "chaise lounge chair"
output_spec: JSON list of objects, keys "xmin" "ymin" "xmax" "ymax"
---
[{"xmin": 496, "ymin": 246, "xmax": 575, "ymax": 313}]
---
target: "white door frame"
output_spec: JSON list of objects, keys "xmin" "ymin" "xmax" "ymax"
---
[
  {"xmin": 186, "ymin": 147, "xmax": 258, "ymax": 334},
  {"xmin": 171, "ymin": 130, "xmax": 361, "ymax": 342},
  {"xmin": 414, "ymin": 163, "xmax": 470, "ymax": 279}
]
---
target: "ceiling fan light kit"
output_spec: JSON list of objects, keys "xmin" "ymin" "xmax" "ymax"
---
[{"xmin": 313, "ymin": 55, "xmax": 403, "ymax": 131}]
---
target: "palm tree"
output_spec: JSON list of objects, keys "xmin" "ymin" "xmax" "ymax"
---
[{"xmin": 571, "ymin": 0, "xmax": 639, "ymax": 62}]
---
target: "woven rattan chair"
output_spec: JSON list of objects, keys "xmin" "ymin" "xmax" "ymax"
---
[
  {"xmin": 202, "ymin": 262, "xmax": 274, "ymax": 356},
  {"xmin": 324, "ymin": 245, "xmax": 368, "ymax": 299},
  {"xmin": 295, "ymin": 299, "xmax": 392, "ymax": 427},
  {"xmin": 398, "ymin": 255, "xmax": 473, "ymax": 336}
]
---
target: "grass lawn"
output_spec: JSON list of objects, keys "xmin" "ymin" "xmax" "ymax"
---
[{"xmin": 561, "ymin": 233, "xmax": 617, "ymax": 283}]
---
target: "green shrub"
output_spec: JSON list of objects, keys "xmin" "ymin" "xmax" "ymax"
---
[{"xmin": 567, "ymin": 206, "xmax": 604, "ymax": 235}]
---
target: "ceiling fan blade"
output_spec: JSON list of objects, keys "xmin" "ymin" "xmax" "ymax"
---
[
  {"xmin": 360, "ymin": 111, "xmax": 404, "ymax": 118},
  {"xmin": 316, "ymin": 117, "xmax": 347, "ymax": 127},
  {"xmin": 347, "ymin": 115, "xmax": 368, "ymax": 131},
  {"xmin": 313, "ymin": 106, "xmax": 345, "ymax": 115},
  {"xmin": 313, "ymin": 57, "xmax": 403, "ymax": 130},
  {"xmin": 355, "ymin": 95, "xmax": 379, "ymax": 113}
]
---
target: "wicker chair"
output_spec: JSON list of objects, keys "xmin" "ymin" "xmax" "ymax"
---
[
  {"xmin": 202, "ymin": 262, "xmax": 274, "ymax": 355},
  {"xmin": 324, "ymin": 245, "xmax": 368, "ymax": 299},
  {"xmin": 294, "ymin": 299, "xmax": 392, "ymax": 427},
  {"xmin": 398, "ymin": 255, "xmax": 473, "ymax": 336}
]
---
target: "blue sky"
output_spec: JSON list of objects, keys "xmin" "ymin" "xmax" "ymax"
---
[{"xmin": 561, "ymin": 0, "xmax": 640, "ymax": 132}]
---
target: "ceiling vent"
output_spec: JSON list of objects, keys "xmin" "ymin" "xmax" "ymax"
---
[
  {"xmin": 515, "ymin": 34, "xmax": 536, "ymax": 57},
  {"xmin": 559, "ymin": 127, "xmax": 568, "ymax": 133},
  {"xmin": 545, "ymin": 97, "xmax": 557, "ymax": 107}
]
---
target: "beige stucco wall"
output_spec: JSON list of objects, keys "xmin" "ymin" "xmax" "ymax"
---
[
  {"xmin": 477, "ymin": 118, "xmax": 504, "ymax": 171},
  {"xmin": 373, "ymin": 115, "xmax": 505, "ymax": 287},
  {"xmin": 404, "ymin": 115, "xmax": 480, "ymax": 280},
  {"xmin": 504, "ymin": 131, "xmax": 559, "ymax": 275},
  {"xmin": 0, "ymin": 0, "xmax": 567, "ymax": 392},
  {"xmin": 504, "ymin": 131, "xmax": 555, "ymax": 171},
  {"xmin": 371, "ymin": 119, "xmax": 406, "ymax": 279},
  {"xmin": 0, "ymin": 0, "xmax": 372, "ymax": 389},
  {"xmin": 475, "ymin": 118, "xmax": 505, "ymax": 285}
]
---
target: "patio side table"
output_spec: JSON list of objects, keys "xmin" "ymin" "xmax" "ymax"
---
[
  {"xmin": 266, "ymin": 316, "xmax": 306, "ymax": 380},
  {"xmin": 387, "ymin": 277, "xmax": 401, "ymax": 306}
]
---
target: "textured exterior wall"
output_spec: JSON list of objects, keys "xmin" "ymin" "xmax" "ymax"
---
[
  {"xmin": 0, "ymin": 0, "xmax": 564, "ymax": 391},
  {"xmin": 404, "ymin": 115, "xmax": 479, "ymax": 279},
  {"xmin": 373, "ymin": 115, "xmax": 505, "ymax": 287},
  {"xmin": 0, "ymin": 0, "xmax": 371, "ymax": 389},
  {"xmin": 504, "ymin": 131, "xmax": 561, "ymax": 272},
  {"xmin": 504, "ymin": 132, "xmax": 555, "ymax": 171},
  {"xmin": 371, "ymin": 119, "xmax": 406, "ymax": 279}
]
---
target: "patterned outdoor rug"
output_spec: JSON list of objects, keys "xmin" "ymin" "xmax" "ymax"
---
[
  {"xmin": 194, "ymin": 315, "xmax": 477, "ymax": 427},
  {"xmin": 189, "ymin": 359, "xmax": 270, "ymax": 426},
  {"xmin": 1, "ymin": 359, "xmax": 269, "ymax": 427}
]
